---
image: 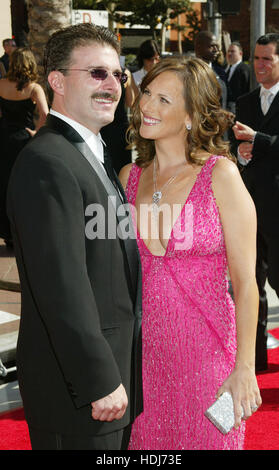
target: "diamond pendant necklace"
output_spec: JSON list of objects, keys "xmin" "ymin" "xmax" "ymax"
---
[{"xmin": 152, "ymin": 156, "xmax": 186, "ymax": 210}]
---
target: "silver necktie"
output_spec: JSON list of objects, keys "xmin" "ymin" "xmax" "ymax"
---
[{"xmin": 261, "ymin": 90, "xmax": 273, "ymax": 115}]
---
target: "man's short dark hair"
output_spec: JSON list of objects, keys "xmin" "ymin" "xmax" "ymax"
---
[
  {"xmin": 194, "ymin": 30, "xmax": 215, "ymax": 48},
  {"xmin": 230, "ymin": 41, "xmax": 243, "ymax": 52},
  {"xmin": 44, "ymin": 23, "xmax": 120, "ymax": 104},
  {"xmin": 256, "ymin": 33, "xmax": 279, "ymax": 54},
  {"xmin": 2, "ymin": 38, "xmax": 15, "ymax": 47}
]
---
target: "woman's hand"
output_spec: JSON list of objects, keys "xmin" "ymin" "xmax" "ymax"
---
[{"xmin": 216, "ymin": 364, "xmax": 262, "ymax": 429}]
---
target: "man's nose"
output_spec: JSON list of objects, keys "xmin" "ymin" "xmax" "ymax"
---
[
  {"xmin": 256, "ymin": 60, "xmax": 265, "ymax": 68},
  {"xmin": 103, "ymin": 72, "xmax": 121, "ymax": 90}
]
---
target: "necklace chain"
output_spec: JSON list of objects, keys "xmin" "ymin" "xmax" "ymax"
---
[{"xmin": 152, "ymin": 156, "xmax": 185, "ymax": 207}]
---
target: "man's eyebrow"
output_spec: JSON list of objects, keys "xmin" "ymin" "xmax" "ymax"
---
[
  {"xmin": 254, "ymin": 53, "xmax": 276, "ymax": 60},
  {"xmin": 87, "ymin": 65, "xmax": 123, "ymax": 73}
]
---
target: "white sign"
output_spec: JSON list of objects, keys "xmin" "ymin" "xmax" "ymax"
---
[
  {"xmin": 72, "ymin": 10, "xmax": 150, "ymax": 29},
  {"xmin": 72, "ymin": 10, "xmax": 108, "ymax": 27}
]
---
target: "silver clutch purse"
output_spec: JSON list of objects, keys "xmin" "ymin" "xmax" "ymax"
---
[{"xmin": 205, "ymin": 392, "xmax": 243, "ymax": 435}]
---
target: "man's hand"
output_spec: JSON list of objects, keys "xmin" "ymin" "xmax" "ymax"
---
[
  {"xmin": 238, "ymin": 142, "xmax": 253, "ymax": 161},
  {"xmin": 91, "ymin": 383, "xmax": 128, "ymax": 422},
  {"xmin": 233, "ymin": 121, "xmax": 256, "ymax": 142},
  {"xmin": 25, "ymin": 127, "xmax": 37, "ymax": 137}
]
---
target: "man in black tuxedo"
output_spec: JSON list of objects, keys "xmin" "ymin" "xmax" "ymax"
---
[
  {"xmin": 232, "ymin": 33, "xmax": 279, "ymax": 371},
  {"xmin": 7, "ymin": 23, "xmax": 142, "ymax": 450},
  {"xmin": 226, "ymin": 42, "xmax": 250, "ymax": 114}
]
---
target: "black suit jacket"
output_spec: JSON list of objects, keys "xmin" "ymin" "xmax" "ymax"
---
[
  {"xmin": 235, "ymin": 87, "xmax": 279, "ymax": 235},
  {"xmin": 212, "ymin": 63, "xmax": 227, "ymax": 108},
  {"xmin": 227, "ymin": 62, "xmax": 250, "ymax": 103},
  {"xmin": 7, "ymin": 114, "xmax": 143, "ymax": 435}
]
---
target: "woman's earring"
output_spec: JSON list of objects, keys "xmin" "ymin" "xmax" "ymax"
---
[{"xmin": 186, "ymin": 123, "xmax": 192, "ymax": 131}]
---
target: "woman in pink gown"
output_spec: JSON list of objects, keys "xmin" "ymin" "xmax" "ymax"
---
[{"xmin": 119, "ymin": 57, "xmax": 262, "ymax": 450}]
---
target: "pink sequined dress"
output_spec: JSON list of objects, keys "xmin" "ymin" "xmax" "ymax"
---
[{"xmin": 125, "ymin": 155, "xmax": 245, "ymax": 450}]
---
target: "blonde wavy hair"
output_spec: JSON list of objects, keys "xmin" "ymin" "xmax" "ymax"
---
[
  {"xmin": 127, "ymin": 56, "xmax": 235, "ymax": 167},
  {"xmin": 6, "ymin": 47, "xmax": 39, "ymax": 91}
]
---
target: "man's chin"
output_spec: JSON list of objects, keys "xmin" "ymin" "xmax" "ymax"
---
[{"xmin": 101, "ymin": 113, "xmax": 117, "ymax": 128}]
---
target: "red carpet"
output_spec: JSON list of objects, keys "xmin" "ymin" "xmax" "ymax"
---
[
  {"xmin": 1, "ymin": 329, "xmax": 279, "ymax": 451},
  {"xmin": 244, "ymin": 327, "xmax": 279, "ymax": 450},
  {"xmin": 0, "ymin": 407, "xmax": 31, "ymax": 450}
]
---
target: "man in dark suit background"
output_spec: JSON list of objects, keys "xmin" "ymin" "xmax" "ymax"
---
[
  {"xmin": 7, "ymin": 23, "xmax": 142, "ymax": 450},
  {"xmin": 226, "ymin": 41, "xmax": 250, "ymax": 113},
  {"xmin": 0, "ymin": 38, "xmax": 16, "ymax": 75},
  {"xmin": 194, "ymin": 30, "xmax": 227, "ymax": 108},
  {"xmin": 232, "ymin": 33, "xmax": 279, "ymax": 372}
]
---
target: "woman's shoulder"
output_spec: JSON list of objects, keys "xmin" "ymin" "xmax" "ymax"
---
[
  {"xmin": 211, "ymin": 156, "xmax": 244, "ymax": 202},
  {"xmin": 30, "ymin": 81, "xmax": 44, "ymax": 96},
  {"xmin": 211, "ymin": 155, "xmax": 239, "ymax": 179},
  {"xmin": 118, "ymin": 163, "xmax": 134, "ymax": 190}
]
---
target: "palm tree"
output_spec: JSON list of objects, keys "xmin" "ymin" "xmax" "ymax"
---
[{"xmin": 26, "ymin": 0, "xmax": 71, "ymax": 79}]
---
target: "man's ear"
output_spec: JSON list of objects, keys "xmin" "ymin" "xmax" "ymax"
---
[{"xmin": 48, "ymin": 71, "xmax": 65, "ymax": 96}]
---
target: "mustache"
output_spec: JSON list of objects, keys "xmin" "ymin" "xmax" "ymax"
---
[{"xmin": 91, "ymin": 92, "xmax": 119, "ymax": 101}]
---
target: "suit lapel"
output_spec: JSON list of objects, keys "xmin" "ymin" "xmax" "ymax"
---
[
  {"xmin": 246, "ymin": 88, "xmax": 264, "ymax": 128},
  {"xmin": 72, "ymin": 140, "xmax": 139, "ymax": 299},
  {"xmin": 250, "ymin": 87, "xmax": 279, "ymax": 129},
  {"xmin": 230, "ymin": 62, "xmax": 241, "ymax": 80},
  {"xmin": 45, "ymin": 114, "xmax": 140, "ymax": 302},
  {"xmin": 45, "ymin": 114, "xmax": 120, "ymax": 201}
]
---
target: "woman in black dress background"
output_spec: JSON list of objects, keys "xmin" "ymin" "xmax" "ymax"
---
[{"xmin": 0, "ymin": 47, "xmax": 48, "ymax": 246}]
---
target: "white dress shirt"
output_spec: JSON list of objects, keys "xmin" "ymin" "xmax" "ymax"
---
[
  {"xmin": 132, "ymin": 67, "xmax": 147, "ymax": 88},
  {"xmin": 48, "ymin": 110, "xmax": 125, "ymax": 203},
  {"xmin": 49, "ymin": 109, "xmax": 105, "ymax": 167},
  {"xmin": 260, "ymin": 81, "xmax": 279, "ymax": 113}
]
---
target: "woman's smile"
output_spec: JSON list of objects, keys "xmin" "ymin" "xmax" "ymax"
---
[{"xmin": 142, "ymin": 114, "xmax": 161, "ymax": 126}]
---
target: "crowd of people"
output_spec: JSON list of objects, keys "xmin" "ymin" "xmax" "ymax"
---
[{"xmin": 0, "ymin": 23, "xmax": 279, "ymax": 450}]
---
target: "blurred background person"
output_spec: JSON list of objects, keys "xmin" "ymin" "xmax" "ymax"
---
[
  {"xmin": 213, "ymin": 45, "xmax": 228, "ymax": 84},
  {"xmin": 232, "ymin": 33, "xmax": 279, "ymax": 371},
  {"xmin": 132, "ymin": 39, "xmax": 160, "ymax": 89},
  {"xmin": 0, "ymin": 38, "xmax": 17, "ymax": 75},
  {"xmin": 101, "ymin": 67, "xmax": 135, "ymax": 174},
  {"xmin": 0, "ymin": 47, "xmax": 48, "ymax": 247},
  {"xmin": 195, "ymin": 31, "xmax": 227, "ymax": 109},
  {"xmin": 226, "ymin": 42, "xmax": 250, "ymax": 114}
]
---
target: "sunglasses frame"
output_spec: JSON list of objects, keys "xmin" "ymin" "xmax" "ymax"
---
[{"xmin": 58, "ymin": 68, "xmax": 128, "ymax": 84}]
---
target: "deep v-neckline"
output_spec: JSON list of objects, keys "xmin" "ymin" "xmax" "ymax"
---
[{"xmin": 134, "ymin": 158, "xmax": 212, "ymax": 258}]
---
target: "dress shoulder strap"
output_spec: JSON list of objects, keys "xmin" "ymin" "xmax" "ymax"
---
[
  {"xmin": 125, "ymin": 163, "xmax": 142, "ymax": 206},
  {"xmin": 199, "ymin": 155, "xmax": 227, "ymax": 183}
]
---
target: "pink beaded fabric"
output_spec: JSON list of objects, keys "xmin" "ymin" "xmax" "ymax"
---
[{"xmin": 125, "ymin": 155, "xmax": 245, "ymax": 450}]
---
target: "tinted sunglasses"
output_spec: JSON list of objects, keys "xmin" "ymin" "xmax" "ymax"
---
[{"xmin": 58, "ymin": 68, "xmax": 128, "ymax": 84}]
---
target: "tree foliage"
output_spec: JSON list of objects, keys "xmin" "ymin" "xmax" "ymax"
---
[
  {"xmin": 73, "ymin": 0, "xmax": 191, "ymax": 35},
  {"xmin": 73, "ymin": 1, "xmax": 121, "ymax": 11},
  {"xmin": 72, "ymin": 0, "xmax": 198, "ymax": 49},
  {"xmin": 113, "ymin": 0, "xmax": 191, "ymax": 39}
]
